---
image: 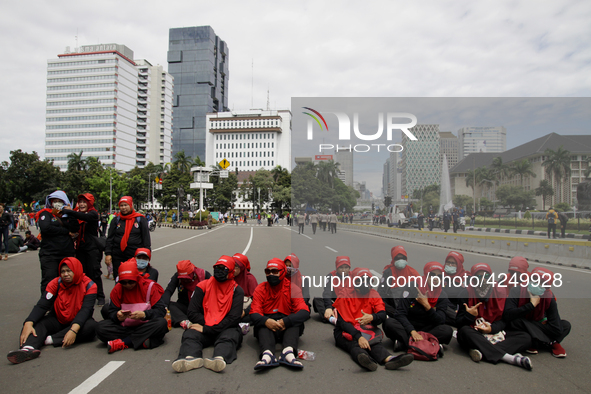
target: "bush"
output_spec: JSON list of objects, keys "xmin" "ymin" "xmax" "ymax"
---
[
  {"xmin": 554, "ymin": 202, "xmax": 571, "ymax": 212},
  {"xmin": 189, "ymin": 220, "xmax": 208, "ymax": 227}
]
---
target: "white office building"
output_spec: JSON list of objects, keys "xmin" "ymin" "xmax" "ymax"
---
[{"xmin": 458, "ymin": 126, "xmax": 507, "ymax": 159}]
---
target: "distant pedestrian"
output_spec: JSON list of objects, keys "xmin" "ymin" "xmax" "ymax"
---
[{"xmin": 546, "ymin": 207, "xmax": 558, "ymax": 239}]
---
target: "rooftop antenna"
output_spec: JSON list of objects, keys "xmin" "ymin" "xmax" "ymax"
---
[
  {"xmin": 75, "ymin": 28, "xmax": 78, "ymax": 51},
  {"xmin": 251, "ymin": 58, "xmax": 254, "ymax": 108}
]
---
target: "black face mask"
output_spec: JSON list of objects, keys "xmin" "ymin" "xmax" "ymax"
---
[
  {"xmin": 213, "ymin": 266, "xmax": 229, "ymax": 282},
  {"xmin": 357, "ymin": 284, "xmax": 371, "ymax": 295},
  {"xmin": 267, "ymin": 275, "xmax": 281, "ymax": 287}
]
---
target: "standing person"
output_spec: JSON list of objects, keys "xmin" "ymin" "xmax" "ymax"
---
[
  {"xmin": 319, "ymin": 212, "xmax": 326, "ymax": 231},
  {"xmin": 428, "ymin": 210, "xmax": 436, "ymax": 231},
  {"xmin": 310, "ymin": 211, "xmax": 318, "ymax": 234},
  {"xmin": 100, "ymin": 211, "xmax": 109, "ymax": 237},
  {"xmin": 36, "ymin": 191, "xmax": 79, "ymax": 294},
  {"xmin": 470, "ymin": 211, "xmax": 476, "ymax": 227},
  {"xmin": 62, "ymin": 193, "xmax": 105, "ymax": 306},
  {"xmin": 251, "ymin": 259, "xmax": 310, "ymax": 370},
  {"xmin": 105, "ymin": 197, "xmax": 151, "ymax": 278},
  {"xmin": 443, "ymin": 211, "xmax": 451, "ymax": 232},
  {"xmin": 452, "ymin": 209, "xmax": 459, "ymax": 233},
  {"xmin": 6, "ymin": 257, "xmax": 98, "ymax": 364},
  {"xmin": 297, "ymin": 212, "xmax": 305, "ymax": 234},
  {"xmin": 417, "ymin": 211, "xmax": 425, "ymax": 231},
  {"xmin": 378, "ymin": 246, "xmax": 421, "ymax": 316},
  {"xmin": 557, "ymin": 210, "xmax": 568, "ymax": 239},
  {"xmin": 172, "ymin": 256, "xmax": 244, "ymax": 373},
  {"xmin": 545, "ymin": 207, "xmax": 558, "ymax": 239},
  {"xmin": 330, "ymin": 212, "xmax": 338, "ymax": 234}
]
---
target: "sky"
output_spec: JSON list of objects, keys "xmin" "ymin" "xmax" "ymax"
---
[{"xmin": 1, "ymin": 0, "xmax": 590, "ymax": 193}]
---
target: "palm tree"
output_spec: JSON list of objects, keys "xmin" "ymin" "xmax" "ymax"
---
[
  {"xmin": 271, "ymin": 165, "xmax": 289, "ymax": 183},
  {"xmin": 67, "ymin": 151, "xmax": 87, "ymax": 172},
  {"xmin": 509, "ymin": 159, "xmax": 537, "ymax": 188},
  {"xmin": 316, "ymin": 160, "xmax": 340, "ymax": 189},
  {"xmin": 477, "ymin": 167, "xmax": 497, "ymax": 202},
  {"xmin": 192, "ymin": 156, "xmax": 206, "ymax": 168},
  {"xmin": 542, "ymin": 146, "xmax": 571, "ymax": 204},
  {"xmin": 490, "ymin": 156, "xmax": 508, "ymax": 183},
  {"xmin": 173, "ymin": 151, "xmax": 192, "ymax": 174},
  {"xmin": 535, "ymin": 180, "xmax": 554, "ymax": 210}
]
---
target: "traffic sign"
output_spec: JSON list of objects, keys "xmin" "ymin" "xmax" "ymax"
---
[
  {"xmin": 220, "ymin": 170, "xmax": 229, "ymax": 178},
  {"xmin": 219, "ymin": 159, "xmax": 230, "ymax": 169}
]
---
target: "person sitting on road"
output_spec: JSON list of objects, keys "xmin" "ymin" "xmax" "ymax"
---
[
  {"xmin": 162, "ymin": 260, "xmax": 211, "ymax": 329},
  {"xmin": 503, "ymin": 266, "xmax": 570, "ymax": 358},
  {"xmin": 333, "ymin": 267, "xmax": 414, "ymax": 371},
  {"xmin": 172, "ymin": 256, "xmax": 244, "ymax": 373},
  {"xmin": 135, "ymin": 248, "xmax": 158, "ymax": 283},
  {"xmin": 442, "ymin": 251, "xmax": 471, "ymax": 326},
  {"xmin": 6, "ymin": 229, "xmax": 28, "ymax": 253},
  {"xmin": 24, "ymin": 230, "xmax": 40, "ymax": 250},
  {"xmin": 7, "ymin": 257, "xmax": 98, "ymax": 364},
  {"xmin": 507, "ymin": 256, "xmax": 530, "ymax": 289},
  {"xmin": 382, "ymin": 261, "xmax": 453, "ymax": 355},
  {"xmin": 251, "ymin": 258, "xmax": 310, "ymax": 370},
  {"xmin": 312, "ymin": 256, "xmax": 352, "ymax": 323},
  {"xmin": 95, "ymin": 260, "xmax": 168, "ymax": 353},
  {"xmin": 232, "ymin": 253, "xmax": 258, "ymax": 321},
  {"xmin": 456, "ymin": 263, "xmax": 533, "ymax": 370},
  {"xmin": 284, "ymin": 253, "xmax": 310, "ymax": 308},
  {"xmin": 378, "ymin": 246, "xmax": 421, "ymax": 316}
]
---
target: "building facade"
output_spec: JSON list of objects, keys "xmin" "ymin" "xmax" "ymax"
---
[
  {"xmin": 440, "ymin": 131, "xmax": 458, "ymax": 171},
  {"xmin": 458, "ymin": 126, "xmax": 507, "ymax": 159},
  {"xmin": 335, "ymin": 146, "xmax": 354, "ymax": 187},
  {"xmin": 401, "ymin": 124, "xmax": 441, "ymax": 197},
  {"xmin": 382, "ymin": 158, "xmax": 390, "ymax": 198},
  {"xmin": 168, "ymin": 26, "xmax": 229, "ymax": 162}
]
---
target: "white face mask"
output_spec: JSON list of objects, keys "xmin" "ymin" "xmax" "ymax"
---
[
  {"xmin": 445, "ymin": 265, "xmax": 457, "ymax": 275},
  {"xmin": 394, "ymin": 259, "xmax": 408, "ymax": 269},
  {"xmin": 52, "ymin": 201, "xmax": 64, "ymax": 211},
  {"xmin": 136, "ymin": 258, "xmax": 149, "ymax": 269}
]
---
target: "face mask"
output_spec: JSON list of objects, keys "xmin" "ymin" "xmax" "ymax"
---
[
  {"xmin": 286, "ymin": 267, "xmax": 298, "ymax": 277},
  {"xmin": 52, "ymin": 201, "xmax": 64, "ymax": 211},
  {"xmin": 213, "ymin": 266, "xmax": 229, "ymax": 282},
  {"xmin": 136, "ymin": 258, "xmax": 149, "ymax": 270},
  {"xmin": 445, "ymin": 265, "xmax": 457, "ymax": 275},
  {"xmin": 475, "ymin": 282, "xmax": 492, "ymax": 299},
  {"xmin": 394, "ymin": 259, "xmax": 407, "ymax": 270},
  {"xmin": 528, "ymin": 283, "xmax": 545, "ymax": 297},
  {"xmin": 267, "ymin": 275, "xmax": 281, "ymax": 286},
  {"xmin": 357, "ymin": 284, "xmax": 371, "ymax": 295}
]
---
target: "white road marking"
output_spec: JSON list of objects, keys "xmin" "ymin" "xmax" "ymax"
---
[
  {"xmin": 325, "ymin": 246, "xmax": 338, "ymax": 253},
  {"xmin": 302, "ymin": 234, "xmax": 312, "ymax": 240},
  {"xmin": 152, "ymin": 226, "xmax": 222, "ymax": 251},
  {"xmin": 68, "ymin": 361, "xmax": 125, "ymax": 394},
  {"xmin": 242, "ymin": 227, "xmax": 254, "ymax": 255}
]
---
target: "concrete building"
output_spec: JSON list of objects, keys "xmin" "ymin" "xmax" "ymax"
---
[
  {"xmin": 401, "ymin": 125, "xmax": 441, "ymax": 197},
  {"xmin": 389, "ymin": 151, "xmax": 402, "ymax": 201},
  {"xmin": 382, "ymin": 158, "xmax": 390, "ymax": 198},
  {"xmin": 335, "ymin": 146, "xmax": 354, "ymax": 187},
  {"xmin": 458, "ymin": 126, "xmax": 506, "ymax": 159},
  {"xmin": 168, "ymin": 26, "xmax": 229, "ymax": 161},
  {"xmin": 45, "ymin": 43, "xmax": 169, "ymax": 171},
  {"xmin": 205, "ymin": 109, "xmax": 291, "ymax": 171},
  {"xmin": 440, "ymin": 131, "xmax": 458, "ymax": 172}
]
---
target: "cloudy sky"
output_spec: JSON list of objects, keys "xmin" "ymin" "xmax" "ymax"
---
[{"xmin": 1, "ymin": 0, "xmax": 589, "ymax": 193}]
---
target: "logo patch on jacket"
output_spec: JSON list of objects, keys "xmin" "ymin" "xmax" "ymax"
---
[
  {"xmin": 134, "ymin": 223, "xmax": 139, "ymax": 228},
  {"xmin": 46, "ymin": 292, "xmax": 53, "ymax": 300}
]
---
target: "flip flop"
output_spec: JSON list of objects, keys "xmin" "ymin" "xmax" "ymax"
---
[
  {"xmin": 278, "ymin": 350, "xmax": 304, "ymax": 369},
  {"xmin": 254, "ymin": 352, "xmax": 279, "ymax": 370}
]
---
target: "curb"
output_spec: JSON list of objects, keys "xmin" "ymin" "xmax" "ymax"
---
[{"xmin": 468, "ymin": 227, "xmax": 589, "ymax": 240}]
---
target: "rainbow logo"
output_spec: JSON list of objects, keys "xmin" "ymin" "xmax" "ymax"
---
[{"xmin": 302, "ymin": 107, "xmax": 329, "ymax": 131}]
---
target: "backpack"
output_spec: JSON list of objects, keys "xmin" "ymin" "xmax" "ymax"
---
[{"xmin": 407, "ymin": 331, "xmax": 440, "ymax": 361}]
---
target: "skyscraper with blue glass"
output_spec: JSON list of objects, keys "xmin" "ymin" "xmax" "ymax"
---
[{"xmin": 167, "ymin": 26, "xmax": 229, "ymax": 161}]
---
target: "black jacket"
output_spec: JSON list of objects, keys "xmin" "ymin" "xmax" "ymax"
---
[
  {"xmin": 161, "ymin": 271, "xmax": 212, "ymax": 306},
  {"xmin": 0, "ymin": 212, "xmax": 13, "ymax": 228},
  {"xmin": 26, "ymin": 285, "xmax": 96, "ymax": 327},
  {"xmin": 394, "ymin": 287, "xmax": 450, "ymax": 333},
  {"xmin": 39, "ymin": 211, "xmax": 79, "ymax": 257},
  {"xmin": 62, "ymin": 209, "xmax": 100, "ymax": 251},
  {"xmin": 105, "ymin": 215, "xmax": 151, "ymax": 260},
  {"xmin": 455, "ymin": 288, "xmax": 506, "ymax": 334}
]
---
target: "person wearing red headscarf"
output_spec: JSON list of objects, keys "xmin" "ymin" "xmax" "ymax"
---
[
  {"xmin": 312, "ymin": 256, "xmax": 352, "ymax": 323},
  {"xmin": 378, "ymin": 246, "xmax": 421, "ymax": 316},
  {"xmin": 383, "ymin": 262, "xmax": 453, "ymax": 355},
  {"xmin": 333, "ymin": 268, "xmax": 414, "ymax": 371},
  {"xmin": 232, "ymin": 253, "xmax": 259, "ymax": 321},
  {"xmin": 503, "ymin": 266, "xmax": 570, "ymax": 358},
  {"xmin": 507, "ymin": 256, "xmax": 530, "ymax": 289},
  {"xmin": 442, "ymin": 250, "xmax": 470, "ymax": 326},
  {"xmin": 105, "ymin": 196, "xmax": 151, "ymax": 277},
  {"xmin": 172, "ymin": 256, "xmax": 244, "ymax": 373},
  {"xmin": 7, "ymin": 257, "xmax": 97, "ymax": 364},
  {"xmin": 62, "ymin": 193, "xmax": 105, "ymax": 306},
  {"xmin": 162, "ymin": 260, "xmax": 211, "ymax": 329},
  {"xmin": 284, "ymin": 253, "xmax": 310, "ymax": 308},
  {"xmin": 95, "ymin": 260, "xmax": 167, "ymax": 353},
  {"xmin": 251, "ymin": 258, "xmax": 310, "ymax": 370},
  {"xmin": 456, "ymin": 263, "xmax": 533, "ymax": 369}
]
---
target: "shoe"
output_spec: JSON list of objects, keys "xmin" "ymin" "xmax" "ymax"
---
[
  {"xmin": 551, "ymin": 343, "xmax": 566, "ymax": 358},
  {"xmin": 526, "ymin": 348, "xmax": 538, "ymax": 354},
  {"xmin": 357, "ymin": 353, "xmax": 378, "ymax": 371},
  {"xmin": 107, "ymin": 339, "xmax": 128, "ymax": 354},
  {"xmin": 172, "ymin": 357, "xmax": 204, "ymax": 373},
  {"xmin": 384, "ymin": 354, "xmax": 414, "ymax": 370},
  {"xmin": 469, "ymin": 349, "xmax": 482, "ymax": 363},
  {"xmin": 97, "ymin": 299, "xmax": 105, "ymax": 307},
  {"xmin": 7, "ymin": 348, "xmax": 41, "ymax": 364},
  {"xmin": 517, "ymin": 355, "xmax": 533, "ymax": 371},
  {"xmin": 438, "ymin": 344, "xmax": 445, "ymax": 358},
  {"xmin": 204, "ymin": 356, "xmax": 226, "ymax": 372},
  {"xmin": 142, "ymin": 339, "xmax": 150, "ymax": 349},
  {"xmin": 3, "ymin": 255, "xmax": 7, "ymax": 261}
]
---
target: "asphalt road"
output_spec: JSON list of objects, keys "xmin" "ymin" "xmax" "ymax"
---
[{"xmin": 2, "ymin": 224, "xmax": 590, "ymax": 394}]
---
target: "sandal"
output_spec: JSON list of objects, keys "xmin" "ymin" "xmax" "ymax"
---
[
  {"xmin": 278, "ymin": 350, "xmax": 304, "ymax": 369},
  {"xmin": 254, "ymin": 351, "xmax": 279, "ymax": 370}
]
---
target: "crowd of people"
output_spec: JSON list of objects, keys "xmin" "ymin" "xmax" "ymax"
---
[{"xmin": 5, "ymin": 190, "xmax": 570, "ymax": 374}]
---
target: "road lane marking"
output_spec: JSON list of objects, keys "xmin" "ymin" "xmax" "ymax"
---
[
  {"xmin": 325, "ymin": 246, "xmax": 338, "ymax": 253},
  {"xmin": 69, "ymin": 361, "xmax": 125, "ymax": 394},
  {"xmin": 302, "ymin": 234, "xmax": 312, "ymax": 240},
  {"xmin": 242, "ymin": 227, "xmax": 254, "ymax": 255},
  {"xmin": 152, "ymin": 226, "xmax": 222, "ymax": 251}
]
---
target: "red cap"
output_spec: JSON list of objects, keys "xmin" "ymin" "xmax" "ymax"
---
[
  {"xmin": 284, "ymin": 253, "xmax": 300, "ymax": 269},
  {"xmin": 391, "ymin": 246, "xmax": 408, "ymax": 261},
  {"xmin": 118, "ymin": 196, "xmax": 133, "ymax": 207},
  {"xmin": 423, "ymin": 261, "xmax": 444, "ymax": 276},
  {"xmin": 471, "ymin": 263, "xmax": 492, "ymax": 276},
  {"xmin": 214, "ymin": 255, "xmax": 236, "ymax": 280},
  {"xmin": 119, "ymin": 260, "xmax": 139, "ymax": 281},
  {"xmin": 335, "ymin": 256, "xmax": 351, "ymax": 269},
  {"xmin": 508, "ymin": 256, "xmax": 529, "ymax": 274},
  {"xmin": 176, "ymin": 260, "xmax": 195, "ymax": 279},
  {"xmin": 135, "ymin": 248, "xmax": 151, "ymax": 261}
]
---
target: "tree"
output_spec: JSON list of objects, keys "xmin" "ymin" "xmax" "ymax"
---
[
  {"xmin": 555, "ymin": 202, "xmax": 571, "ymax": 212},
  {"xmin": 535, "ymin": 180, "xmax": 554, "ymax": 210},
  {"xmin": 453, "ymin": 195, "xmax": 473, "ymax": 211},
  {"xmin": 384, "ymin": 196, "xmax": 392, "ymax": 208},
  {"xmin": 206, "ymin": 170, "xmax": 238, "ymax": 212},
  {"xmin": 495, "ymin": 185, "xmax": 536, "ymax": 210},
  {"xmin": 490, "ymin": 156, "xmax": 509, "ymax": 183},
  {"xmin": 542, "ymin": 146, "xmax": 571, "ymax": 205},
  {"xmin": 509, "ymin": 159, "xmax": 536, "ymax": 188},
  {"xmin": 173, "ymin": 151, "xmax": 192, "ymax": 174},
  {"xmin": 239, "ymin": 169, "xmax": 274, "ymax": 214},
  {"xmin": 86, "ymin": 168, "xmax": 129, "ymax": 211}
]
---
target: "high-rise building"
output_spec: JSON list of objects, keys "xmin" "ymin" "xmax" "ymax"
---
[
  {"xmin": 335, "ymin": 146, "xmax": 354, "ymax": 187},
  {"xmin": 382, "ymin": 158, "xmax": 390, "ymax": 197},
  {"xmin": 389, "ymin": 150, "xmax": 402, "ymax": 201},
  {"xmin": 205, "ymin": 109, "xmax": 291, "ymax": 171},
  {"xmin": 168, "ymin": 26, "xmax": 229, "ymax": 162},
  {"xmin": 458, "ymin": 126, "xmax": 506, "ymax": 159},
  {"xmin": 439, "ymin": 131, "xmax": 458, "ymax": 171},
  {"xmin": 401, "ymin": 124, "xmax": 440, "ymax": 197},
  {"xmin": 44, "ymin": 43, "xmax": 171, "ymax": 171}
]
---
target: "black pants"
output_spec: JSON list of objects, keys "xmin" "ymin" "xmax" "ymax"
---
[
  {"xmin": 254, "ymin": 324, "xmax": 304, "ymax": 357},
  {"xmin": 560, "ymin": 225, "xmax": 566, "ymax": 238},
  {"xmin": 457, "ymin": 326, "xmax": 531, "ymax": 363},
  {"xmin": 444, "ymin": 221, "xmax": 450, "ymax": 232},
  {"xmin": 382, "ymin": 318, "xmax": 453, "ymax": 349},
  {"xmin": 453, "ymin": 222, "xmax": 458, "ymax": 233},
  {"xmin": 312, "ymin": 297, "xmax": 331, "ymax": 322},
  {"xmin": 177, "ymin": 327, "xmax": 242, "ymax": 363},
  {"xmin": 111, "ymin": 255, "xmax": 129, "ymax": 278},
  {"xmin": 334, "ymin": 329, "xmax": 390, "ymax": 366},
  {"xmin": 100, "ymin": 223, "xmax": 108, "ymax": 237},
  {"xmin": 298, "ymin": 224, "xmax": 304, "ymax": 234},
  {"xmin": 77, "ymin": 248, "xmax": 105, "ymax": 302},
  {"xmin": 508, "ymin": 318, "xmax": 571, "ymax": 345},
  {"xmin": 23, "ymin": 314, "xmax": 97, "ymax": 349},
  {"xmin": 444, "ymin": 305, "xmax": 458, "ymax": 327},
  {"xmin": 418, "ymin": 220, "xmax": 423, "ymax": 230},
  {"xmin": 547, "ymin": 223, "xmax": 556, "ymax": 238},
  {"xmin": 0, "ymin": 226, "xmax": 9, "ymax": 254},
  {"xmin": 39, "ymin": 253, "xmax": 73, "ymax": 294},
  {"xmin": 312, "ymin": 223, "xmax": 317, "ymax": 234},
  {"xmin": 96, "ymin": 318, "xmax": 168, "ymax": 350},
  {"xmin": 169, "ymin": 301, "xmax": 189, "ymax": 327}
]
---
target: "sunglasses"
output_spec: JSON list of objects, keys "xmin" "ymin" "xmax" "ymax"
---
[
  {"xmin": 119, "ymin": 280, "xmax": 136, "ymax": 286},
  {"xmin": 264, "ymin": 268, "xmax": 281, "ymax": 275},
  {"xmin": 475, "ymin": 273, "xmax": 491, "ymax": 280}
]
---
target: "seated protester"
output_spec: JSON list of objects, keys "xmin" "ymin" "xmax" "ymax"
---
[
  {"xmin": 503, "ymin": 267, "xmax": 570, "ymax": 358},
  {"xmin": 507, "ymin": 256, "xmax": 530, "ymax": 290},
  {"xmin": 442, "ymin": 251, "xmax": 470, "ymax": 326},
  {"xmin": 7, "ymin": 229, "xmax": 28, "ymax": 253},
  {"xmin": 232, "ymin": 253, "xmax": 258, "ymax": 320},
  {"xmin": 378, "ymin": 246, "xmax": 421, "ymax": 316},
  {"xmin": 284, "ymin": 253, "xmax": 310, "ymax": 308},
  {"xmin": 96, "ymin": 260, "xmax": 168, "ymax": 353},
  {"xmin": 333, "ymin": 267, "xmax": 414, "ymax": 371},
  {"xmin": 24, "ymin": 230, "xmax": 40, "ymax": 250},
  {"xmin": 312, "ymin": 256, "xmax": 351, "ymax": 323},
  {"xmin": 7, "ymin": 257, "xmax": 97, "ymax": 364},
  {"xmin": 162, "ymin": 260, "xmax": 210, "ymax": 329},
  {"xmin": 251, "ymin": 258, "xmax": 310, "ymax": 370},
  {"xmin": 172, "ymin": 256, "xmax": 244, "ymax": 373},
  {"xmin": 135, "ymin": 248, "xmax": 158, "ymax": 283},
  {"xmin": 383, "ymin": 262, "xmax": 453, "ymax": 355},
  {"xmin": 456, "ymin": 263, "xmax": 533, "ymax": 370}
]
